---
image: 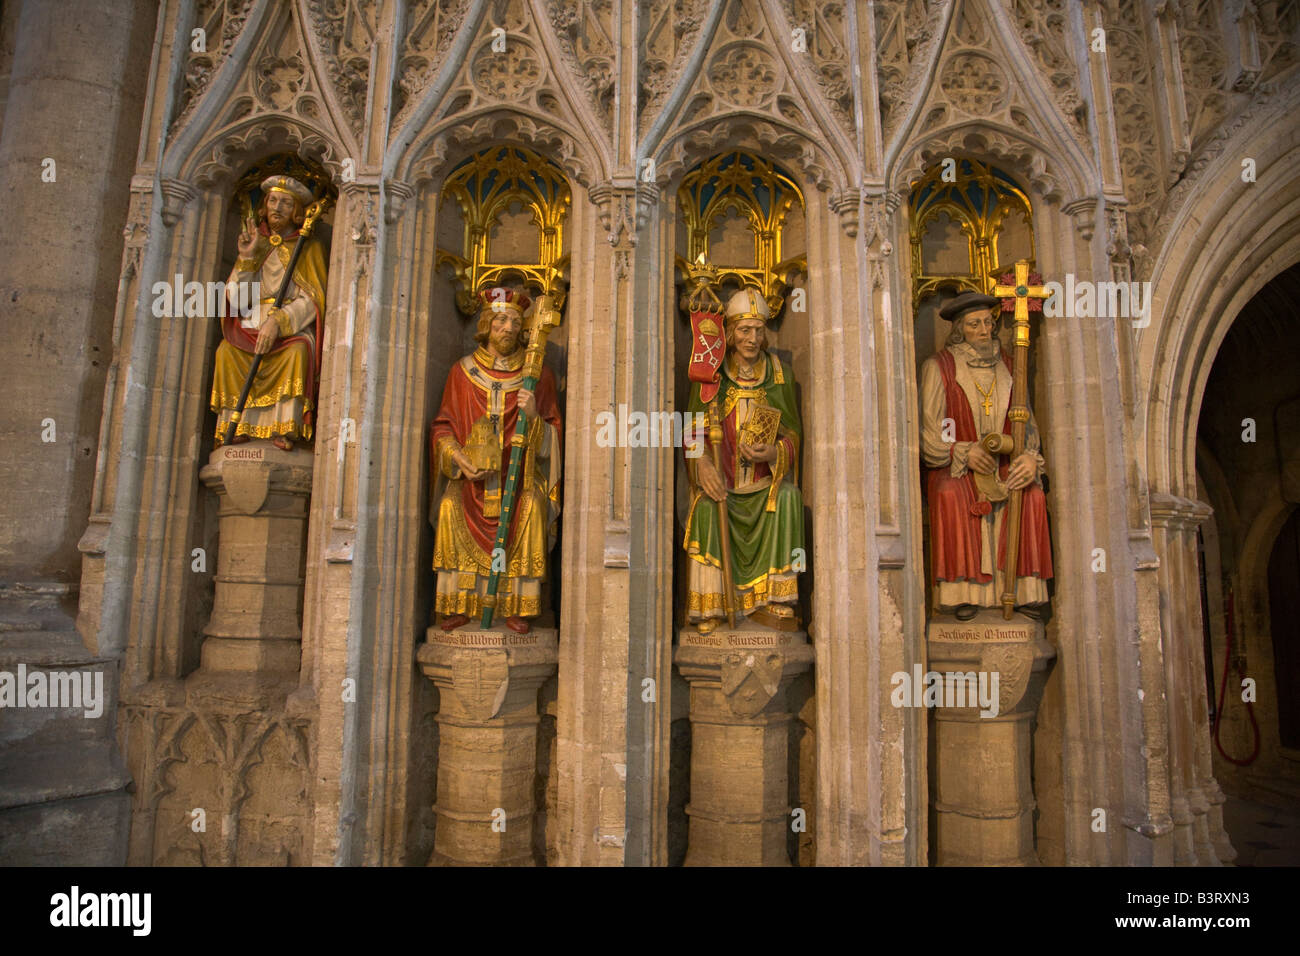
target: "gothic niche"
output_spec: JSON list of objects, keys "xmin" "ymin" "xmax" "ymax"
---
[
  {"xmin": 669, "ymin": 150, "xmax": 815, "ymax": 866},
  {"xmin": 909, "ymin": 156, "xmax": 1056, "ymax": 866},
  {"xmin": 126, "ymin": 153, "xmax": 336, "ymax": 867},
  {"xmin": 416, "ymin": 144, "xmax": 572, "ymax": 866}
]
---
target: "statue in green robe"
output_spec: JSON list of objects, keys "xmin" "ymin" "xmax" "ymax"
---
[{"xmin": 684, "ymin": 289, "xmax": 804, "ymax": 633}]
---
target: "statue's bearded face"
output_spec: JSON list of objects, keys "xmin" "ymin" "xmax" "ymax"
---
[
  {"xmin": 957, "ymin": 308, "xmax": 999, "ymax": 358},
  {"xmin": 264, "ymin": 190, "xmax": 303, "ymax": 234},
  {"xmin": 730, "ymin": 318, "xmax": 767, "ymax": 363},
  {"xmin": 488, "ymin": 310, "xmax": 523, "ymax": 356}
]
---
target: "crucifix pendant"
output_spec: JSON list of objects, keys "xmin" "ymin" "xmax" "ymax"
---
[{"xmin": 981, "ymin": 395, "xmax": 993, "ymax": 417}]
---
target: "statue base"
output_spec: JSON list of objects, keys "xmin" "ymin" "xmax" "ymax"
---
[
  {"xmin": 417, "ymin": 623, "xmax": 558, "ymax": 866},
  {"xmin": 926, "ymin": 609, "xmax": 1055, "ymax": 865},
  {"xmin": 198, "ymin": 442, "xmax": 314, "ymax": 676},
  {"xmin": 675, "ymin": 624, "xmax": 813, "ymax": 866}
]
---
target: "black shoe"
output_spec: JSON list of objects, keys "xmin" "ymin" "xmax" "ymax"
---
[
  {"xmin": 1016, "ymin": 604, "xmax": 1045, "ymax": 621},
  {"xmin": 954, "ymin": 604, "xmax": 978, "ymax": 621}
]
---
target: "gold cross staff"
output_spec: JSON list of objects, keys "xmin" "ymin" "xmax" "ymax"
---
[
  {"xmin": 988, "ymin": 258, "xmax": 1049, "ymax": 619},
  {"xmin": 992, "ymin": 259, "xmax": 1050, "ymax": 348}
]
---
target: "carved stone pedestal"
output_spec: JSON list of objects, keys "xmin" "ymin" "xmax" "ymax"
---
[
  {"xmin": 674, "ymin": 627, "xmax": 813, "ymax": 866},
  {"xmin": 416, "ymin": 625, "xmax": 558, "ymax": 866},
  {"xmin": 198, "ymin": 443, "xmax": 314, "ymax": 676},
  {"xmin": 926, "ymin": 611, "xmax": 1055, "ymax": 866},
  {"xmin": 117, "ymin": 442, "xmax": 317, "ymax": 866}
]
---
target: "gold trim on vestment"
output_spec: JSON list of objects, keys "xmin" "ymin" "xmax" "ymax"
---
[
  {"xmin": 435, "ymin": 590, "xmax": 541, "ymax": 618},
  {"xmin": 433, "ymin": 482, "xmax": 548, "ymax": 578}
]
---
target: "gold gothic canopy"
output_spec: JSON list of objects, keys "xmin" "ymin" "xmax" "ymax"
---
[
  {"xmin": 676, "ymin": 151, "xmax": 806, "ymax": 316},
  {"xmin": 436, "ymin": 145, "xmax": 572, "ymax": 313},
  {"xmin": 908, "ymin": 157, "xmax": 1036, "ymax": 306}
]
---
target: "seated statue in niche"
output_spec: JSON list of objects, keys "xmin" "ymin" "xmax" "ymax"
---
[
  {"xmin": 428, "ymin": 287, "xmax": 563, "ymax": 634},
  {"xmin": 211, "ymin": 175, "xmax": 326, "ymax": 450},
  {"xmin": 920, "ymin": 291, "xmax": 1053, "ymax": 620},
  {"xmin": 684, "ymin": 288, "xmax": 805, "ymax": 633}
]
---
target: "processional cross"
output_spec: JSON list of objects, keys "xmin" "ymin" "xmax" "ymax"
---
[{"xmin": 990, "ymin": 259, "xmax": 1049, "ymax": 619}]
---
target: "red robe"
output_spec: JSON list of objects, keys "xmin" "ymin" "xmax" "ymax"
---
[
  {"xmin": 926, "ymin": 348, "xmax": 1053, "ymax": 584},
  {"xmin": 428, "ymin": 352, "xmax": 562, "ymax": 555}
]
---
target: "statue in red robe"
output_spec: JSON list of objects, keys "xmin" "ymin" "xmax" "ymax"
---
[
  {"xmin": 920, "ymin": 292, "xmax": 1053, "ymax": 620},
  {"xmin": 428, "ymin": 288, "xmax": 562, "ymax": 634}
]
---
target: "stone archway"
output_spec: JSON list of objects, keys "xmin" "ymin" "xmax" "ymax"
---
[
  {"xmin": 1135, "ymin": 80, "xmax": 1300, "ymax": 863},
  {"xmin": 1192, "ymin": 263, "xmax": 1300, "ymax": 820}
]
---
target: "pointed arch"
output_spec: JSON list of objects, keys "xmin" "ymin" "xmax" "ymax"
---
[
  {"xmin": 386, "ymin": 0, "xmax": 611, "ymax": 191},
  {"xmin": 1138, "ymin": 85, "xmax": 1300, "ymax": 498},
  {"xmin": 163, "ymin": 0, "xmax": 358, "ymax": 186},
  {"xmin": 885, "ymin": 0, "xmax": 1098, "ymax": 206}
]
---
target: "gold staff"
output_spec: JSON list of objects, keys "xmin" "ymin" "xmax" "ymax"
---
[{"xmin": 990, "ymin": 259, "xmax": 1050, "ymax": 619}]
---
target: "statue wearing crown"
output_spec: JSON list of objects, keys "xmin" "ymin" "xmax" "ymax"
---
[
  {"xmin": 211, "ymin": 174, "xmax": 327, "ymax": 449},
  {"xmin": 684, "ymin": 288, "xmax": 805, "ymax": 633},
  {"xmin": 429, "ymin": 288, "xmax": 563, "ymax": 634}
]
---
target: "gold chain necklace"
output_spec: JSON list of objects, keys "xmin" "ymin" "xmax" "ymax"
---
[{"xmin": 973, "ymin": 375, "xmax": 996, "ymax": 417}]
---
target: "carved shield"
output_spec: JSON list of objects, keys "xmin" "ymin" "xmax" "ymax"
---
[
  {"xmin": 984, "ymin": 643, "xmax": 1033, "ymax": 715},
  {"xmin": 222, "ymin": 462, "xmax": 270, "ymax": 515},
  {"xmin": 721, "ymin": 651, "xmax": 783, "ymax": 717},
  {"xmin": 451, "ymin": 649, "xmax": 510, "ymax": 721}
]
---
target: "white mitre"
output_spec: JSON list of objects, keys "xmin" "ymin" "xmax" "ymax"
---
[{"xmin": 724, "ymin": 287, "xmax": 771, "ymax": 324}]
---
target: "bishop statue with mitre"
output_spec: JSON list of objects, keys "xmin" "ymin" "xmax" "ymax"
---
[
  {"xmin": 211, "ymin": 174, "xmax": 327, "ymax": 450},
  {"xmin": 684, "ymin": 288, "xmax": 805, "ymax": 633},
  {"xmin": 429, "ymin": 287, "xmax": 563, "ymax": 634}
]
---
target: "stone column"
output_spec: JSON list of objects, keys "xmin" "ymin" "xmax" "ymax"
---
[
  {"xmin": 196, "ymin": 444, "xmax": 314, "ymax": 682},
  {"xmin": 0, "ymin": 0, "xmax": 155, "ymax": 865},
  {"xmin": 674, "ymin": 627, "xmax": 814, "ymax": 866},
  {"xmin": 926, "ymin": 611, "xmax": 1055, "ymax": 866},
  {"xmin": 417, "ymin": 626, "xmax": 559, "ymax": 866}
]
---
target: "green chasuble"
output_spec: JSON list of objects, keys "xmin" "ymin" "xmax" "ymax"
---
[{"xmin": 683, "ymin": 351, "xmax": 805, "ymax": 619}]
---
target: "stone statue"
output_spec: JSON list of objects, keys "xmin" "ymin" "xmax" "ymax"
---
[
  {"xmin": 211, "ymin": 174, "xmax": 327, "ymax": 450},
  {"xmin": 684, "ymin": 288, "xmax": 804, "ymax": 633},
  {"xmin": 920, "ymin": 291, "xmax": 1053, "ymax": 620},
  {"xmin": 428, "ymin": 287, "xmax": 562, "ymax": 634}
]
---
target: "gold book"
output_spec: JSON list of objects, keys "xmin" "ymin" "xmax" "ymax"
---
[{"xmin": 740, "ymin": 402, "xmax": 782, "ymax": 448}]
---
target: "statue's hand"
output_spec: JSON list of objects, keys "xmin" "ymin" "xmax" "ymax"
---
[
  {"xmin": 697, "ymin": 457, "xmax": 727, "ymax": 503},
  {"xmin": 254, "ymin": 315, "xmax": 279, "ymax": 354},
  {"xmin": 967, "ymin": 445, "xmax": 998, "ymax": 475},
  {"xmin": 740, "ymin": 441, "xmax": 778, "ymax": 465},
  {"xmin": 451, "ymin": 449, "xmax": 485, "ymax": 482},
  {"xmin": 517, "ymin": 387, "xmax": 537, "ymax": 418},
  {"xmin": 1006, "ymin": 453, "xmax": 1037, "ymax": 491},
  {"xmin": 237, "ymin": 227, "xmax": 264, "ymax": 260}
]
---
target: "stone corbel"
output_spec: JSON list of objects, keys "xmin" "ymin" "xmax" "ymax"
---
[
  {"xmin": 590, "ymin": 178, "xmax": 658, "ymax": 248},
  {"xmin": 160, "ymin": 178, "xmax": 198, "ymax": 227},
  {"xmin": 829, "ymin": 186, "xmax": 863, "ymax": 237},
  {"xmin": 343, "ymin": 182, "xmax": 380, "ymax": 277},
  {"xmin": 1225, "ymin": 0, "xmax": 1262, "ymax": 92},
  {"xmin": 343, "ymin": 182, "xmax": 380, "ymax": 246},
  {"xmin": 1063, "ymin": 197, "xmax": 1098, "ymax": 242},
  {"xmin": 383, "ymin": 179, "xmax": 415, "ymax": 224},
  {"xmin": 591, "ymin": 179, "xmax": 660, "ymax": 280},
  {"xmin": 1148, "ymin": 491, "xmax": 1213, "ymax": 529},
  {"xmin": 861, "ymin": 186, "xmax": 900, "ymax": 251}
]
